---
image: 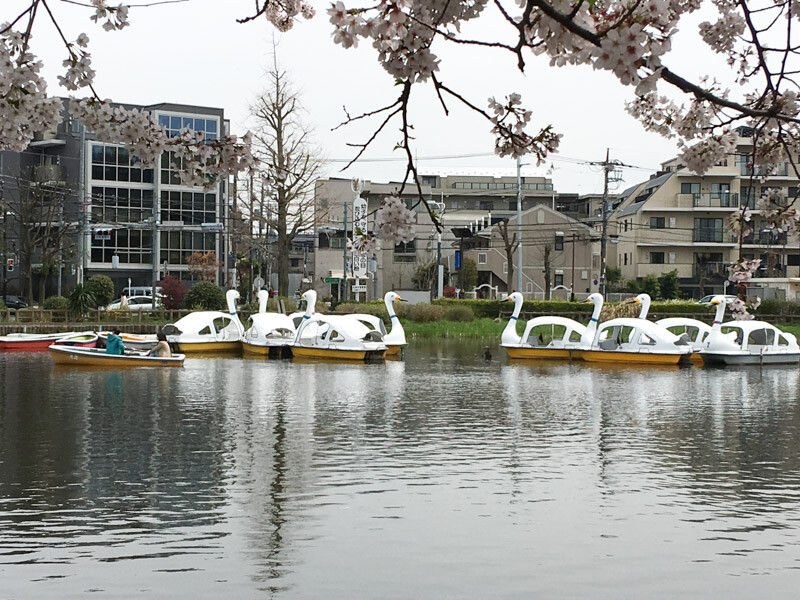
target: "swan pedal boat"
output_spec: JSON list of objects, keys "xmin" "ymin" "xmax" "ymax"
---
[
  {"xmin": 699, "ymin": 296, "xmax": 800, "ymax": 365},
  {"xmin": 164, "ymin": 290, "xmax": 244, "ymax": 354},
  {"xmin": 580, "ymin": 317, "xmax": 693, "ymax": 365},
  {"xmin": 241, "ymin": 290, "xmax": 295, "ymax": 358},
  {"xmin": 292, "ymin": 290, "xmax": 387, "ymax": 361},
  {"xmin": 501, "ymin": 292, "xmax": 603, "ymax": 360},
  {"xmin": 49, "ymin": 345, "xmax": 185, "ymax": 367}
]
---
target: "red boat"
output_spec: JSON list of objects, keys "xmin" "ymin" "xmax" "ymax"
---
[{"xmin": 0, "ymin": 331, "xmax": 95, "ymax": 351}]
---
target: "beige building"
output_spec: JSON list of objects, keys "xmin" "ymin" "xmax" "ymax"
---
[
  {"xmin": 459, "ymin": 204, "xmax": 601, "ymax": 299},
  {"xmin": 612, "ymin": 127, "xmax": 800, "ymax": 299}
]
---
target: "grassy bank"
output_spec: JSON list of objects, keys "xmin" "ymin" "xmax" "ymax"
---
[{"xmin": 403, "ymin": 318, "xmax": 512, "ymax": 338}]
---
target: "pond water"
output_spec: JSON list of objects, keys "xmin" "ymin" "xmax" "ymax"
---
[{"xmin": 2, "ymin": 340, "xmax": 800, "ymax": 598}]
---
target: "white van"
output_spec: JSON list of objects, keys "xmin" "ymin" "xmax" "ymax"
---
[{"xmin": 122, "ymin": 286, "xmax": 163, "ymax": 298}]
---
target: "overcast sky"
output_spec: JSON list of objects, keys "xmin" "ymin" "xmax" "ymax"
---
[{"xmin": 11, "ymin": 0, "xmax": 728, "ymax": 196}]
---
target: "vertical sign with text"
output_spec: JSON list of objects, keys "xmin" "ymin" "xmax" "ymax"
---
[{"xmin": 352, "ymin": 196, "xmax": 368, "ymax": 277}]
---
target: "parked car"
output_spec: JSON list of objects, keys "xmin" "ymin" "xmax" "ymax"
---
[
  {"xmin": 697, "ymin": 294, "xmax": 738, "ymax": 305},
  {"xmin": 2, "ymin": 295, "xmax": 28, "ymax": 309},
  {"xmin": 106, "ymin": 295, "xmax": 161, "ymax": 310},
  {"xmin": 122, "ymin": 286, "xmax": 163, "ymax": 298}
]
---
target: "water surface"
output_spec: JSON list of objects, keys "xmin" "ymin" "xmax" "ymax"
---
[{"xmin": 2, "ymin": 341, "xmax": 800, "ymax": 598}]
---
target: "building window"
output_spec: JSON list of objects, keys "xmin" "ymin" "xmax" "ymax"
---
[
  {"xmin": 290, "ymin": 258, "xmax": 300, "ymax": 268},
  {"xmin": 681, "ymin": 182, "xmax": 700, "ymax": 195},
  {"xmin": 90, "ymin": 143, "xmax": 154, "ymax": 183},
  {"xmin": 91, "ymin": 228, "xmax": 152, "ymax": 264},
  {"xmin": 158, "ymin": 114, "xmax": 218, "ymax": 140},
  {"xmin": 478, "ymin": 253, "xmax": 487, "ymax": 264},
  {"xmin": 554, "ymin": 233, "xmax": 564, "ymax": 251},
  {"xmin": 319, "ymin": 198, "xmax": 329, "ymax": 209},
  {"xmin": 160, "ymin": 190, "xmax": 216, "ymax": 225},
  {"xmin": 650, "ymin": 252, "xmax": 665, "ymax": 264},
  {"xmin": 91, "ymin": 186, "xmax": 154, "ymax": 224},
  {"xmin": 480, "ymin": 201, "xmax": 493, "ymax": 211},
  {"xmin": 160, "ymin": 231, "xmax": 216, "ymax": 265},
  {"xmin": 694, "ymin": 218, "xmax": 723, "ymax": 243},
  {"xmin": 554, "ymin": 273, "xmax": 564, "ymax": 287},
  {"xmin": 394, "ymin": 239, "xmax": 417, "ymax": 263},
  {"xmin": 624, "ymin": 254, "xmax": 628, "ymax": 266},
  {"xmin": 650, "ymin": 217, "xmax": 665, "ymax": 229},
  {"xmin": 503, "ymin": 261, "xmax": 508, "ymax": 274}
]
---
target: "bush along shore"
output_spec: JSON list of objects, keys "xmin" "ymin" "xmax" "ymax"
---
[{"xmin": 4, "ymin": 297, "xmax": 800, "ymax": 338}]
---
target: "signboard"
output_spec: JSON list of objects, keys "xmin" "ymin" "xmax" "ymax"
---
[
  {"xmin": 94, "ymin": 228, "xmax": 111, "ymax": 241},
  {"xmin": 352, "ymin": 196, "xmax": 368, "ymax": 277},
  {"xmin": 352, "ymin": 252, "xmax": 368, "ymax": 278},
  {"xmin": 352, "ymin": 284, "xmax": 367, "ymax": 293},
  {"xmin": 324, "ymin": 277, "xmax": 341, "ymax": 284},
  {"xmin": 455, "ymin": 250, "xmax": 462, "ymax": 270},
  {"xmin": 201, "ymin": 222, "xmax": 224, "ymax": 232}
]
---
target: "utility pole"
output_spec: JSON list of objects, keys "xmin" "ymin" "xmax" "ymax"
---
[
  {"xmin": 600, "ymin": 149, "xmax": 611, "ymax": 297},
  {"xmin": 516, "ymin": 156, "xmax": 523, "ymax": 293},
  {"xmin": 571, "ymin": 231, "xmax": 577, "ymax": 302},
  {"xmin": 342, "ymin": 202, "xmax": 348, "ymax": 302}
]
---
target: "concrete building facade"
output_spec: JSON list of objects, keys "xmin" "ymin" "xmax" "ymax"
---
[
  {"xmin": 0, "ymin": 100, "xmax": 231, "ymax": 300},
  {"xmin": 612, "ymin": 128, "xmax": 800, "ymax": 299}
]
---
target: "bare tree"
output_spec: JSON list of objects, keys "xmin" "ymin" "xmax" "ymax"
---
[
  {"xmin": 496, "ymin": 219, "xmax": 519, "ymax": 293},
  {"xmin": 248, "ymin": 48, "xmax": 323, "ymax": 297},
  {"xmin": 0, "ymin": 172, "xmax": 75, "ymax": 305}
]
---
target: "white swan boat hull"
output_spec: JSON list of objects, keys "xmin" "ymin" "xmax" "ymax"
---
[{"xmin": 701, "ymin": 351, "xmax": 800, "ymax": 366}]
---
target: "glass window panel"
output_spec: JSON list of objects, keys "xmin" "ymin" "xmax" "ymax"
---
[
  {"xmin": 206, "ymin": 133, "xmax": 217, "ymax": 140},
  {"xmin": 171, "ymin": 116, "xmax": 182, "ymax": 129},
  {"xmin": 105, "ymin": 166, "xmax": 116, "ymax": 180},
  {"xmin": 117, "ymin": 167, "xmax": 129, "ymax": 182},
  {"xmin": 91, "ymin": 165, "xmax": 104, "ymax": 180},
  {"xmin": 118, "ymin": 147, "xmax": 129, "ymax": 165},
  {"xmin": 169, "ymin": 250, "xmax": 181, "ymax": 264},
  {"xmin": 170, "ymin": 171, "xmax": 181, "ymax": 185},
  {"xmin": 117, "ymin": 188, "xmax": 129, "ymax": 202},
  {"xmin": 142, "ymin": 231, "xmax": 152, "ymax": 247},
  {"xmin": 91, "ymin": 144, "xmax": 103, "ymax": 163},
  {"xmin": 129, "ymin": 167, "xmax": 141, "ymax": 183},
  {"xmin": 129, "ymin": 189, "xmax": 141, "ymax": 203},
  {"xmin": 143, "ymin": 169, "xmax": 154, "ymax": 183},
  {"xmin": 92, "ymin": 207, "xmax": 103, "ymax": 221},
  {"xmin": 129, "ymin": 209, "xmax": 142, "ymax": 222},
  {"xmin": 170, "ymin": 231, "xmax": 180, "ymax": 247},
  {"xmin": 91, "ymin": 247, "xmax": 103, "ymax": 262},
  {"xmin": 104, "ymin": 146, "xmax": 117, "ymax": 164},
  {"xmin": 205, "ymin": 234, "xmax": 215, "ymax": 250},
  {"xmin": 142, "ymin": 190, "xmax": 154, "ymax": 208},
  {"xmin": 103, "ymin": 248, "xmax": 113, "ymax": 263},
  {"xmin": 118, "ymin": 208, "xmax": 130, "ymax": 222},
  {"xmin": 194, "ymin": 118, "xmax": 205, "ymax": 131},
  {"xmin": 182, "ymin": 233, "xmax": 192, "ymax": 249},
  {"xmin": 158, "ymin": 115, "xmax": 170, "ymax": 128},
  {"xmin": 117, "ymin": 230, "xmax": 129, "ymax": 246},
  {"xmin": 183, "ymin": 117, "xmax": 193, "ymax": 129},
  {"xmin": 205, "ymin": 120, "xmax": 217, "ymax": 133}
]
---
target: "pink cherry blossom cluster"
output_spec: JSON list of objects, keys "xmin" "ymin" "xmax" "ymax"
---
[
  {"xmin": 58, "ymin": 34, "xmax": 95, "ymax": 91},
  {"xmin": 727, "ymin": 206, "xmax": 753, "ymax": 239},
  {"xmin": 374, "ymin": 195, "xmax": 416, "ymax": 244},
  {"xmin": 487, "ymin": 93, "xmax": 561, "ymax": 160},
  {"xmin": 258, "ymin": 0, "xmax": 315, "ymax": 32},
  {"xmin": 90, "ymin": 1, "xmax": 130, "ymax": 32},
  {"xmin": 728, "ymin": 296, "xmax": 760, "ymax": 321},
  {"xmin": 71, "ymin": 98, "xmax": 255, "ymax": 189},
  {"xmin": 0, "ymin": 26, "xmax": 64, "ymax": 152},
  {"xmin": 351, "ymin": 233, "xmax": 381, "ymax": 254},
  {"xmin": 728, "ymin": 258, "xmax": 761, "ymax": 283},
  {"xmin": 327, "ymin": 0, "xmax": 485, "ymax": 83}
]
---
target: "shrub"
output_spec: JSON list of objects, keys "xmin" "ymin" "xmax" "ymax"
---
[
  {"xmin": 43, "ymin": 296, "xmax": 69, "ymax": 310},
  {"xmin": 443, "ymin": 286, "xmax": 457, "ymax": 298},
  {"xmin": 444, "ymin": 305, "xmax": 475, "ymax": 322},
  {"xmin": 85, "ymin": 274, "xmax": 114, "ymax": 308},
  {"xmin": 68, "ymin": 284, "xmax": 96, "ymax": 316},
  {"xmin": 183, "ymin": 282, "xmax": 226, "ymax": 310},
  {"xmin": 658, "ymin": 270, "xmax": 680, "ymax": 300},
  {"xmin": 409, "ymin": 304, "xmax": 445, "ymax": 322},
  {"xmin": 160, "ymin": 275, "xmax": 186, "ymax": 310}
]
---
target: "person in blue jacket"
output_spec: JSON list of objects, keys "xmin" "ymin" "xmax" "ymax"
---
[{"xmin": 106, "ymin": 328, "xmax": 125, "ymax": 355}]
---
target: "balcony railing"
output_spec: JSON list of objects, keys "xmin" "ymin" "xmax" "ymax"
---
[
  {"xmin": 740, "ymin": 162, "xmax": 792, "ymax": 177},
  {"xmin": 741, "ymin": 231, "xmax": 788, "ymax": 245},
  {"xmin": 693, "ymin": 261, "xmax": 728, "ymax": 278},
  {"xmin": 676, "ymin": 193, "xmax": 738, "ymax": 208},
  {"xmin": 693, "ymin": 229, "xmax": 735, "ymax": 243}
]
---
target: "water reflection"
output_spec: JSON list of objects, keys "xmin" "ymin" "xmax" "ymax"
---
[{"xmin": 2, "ymin": 344, "xmax": 800, "ymax": 597}]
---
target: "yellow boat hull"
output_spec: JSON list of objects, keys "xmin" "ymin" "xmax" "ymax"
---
[
  {"xmin": 385, "ymin": 344, "xmax": 404, "ymax": 356},
  {"xmin": 291, "ymin": 346, "xmax": 385, "ymax": 361},
  {"xmin": 241, "ymin": 341, "xmax": 292, "ymax": 358},
  {"xmin": 50, "ymin": 348, "xmax": 184, "ymax": 368},
  {"xmin": 504, "ymin": 347, "xmax": 575, "ymax": 360},
  {"xmin": 577, "ymin": 350, "xmax": 683, "ymax": 364},
  {"xmin": 175, "ymin": 341, "xmax": 241, "ymax": 354}
]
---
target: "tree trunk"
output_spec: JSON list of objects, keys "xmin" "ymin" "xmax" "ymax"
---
[
  {"xmin": 277, "ymin": 190, "xmax": 290, "ymax": 297},
  {"xmin": 543, "ymin": 246, "xmax": 552, "ymax": 300}
]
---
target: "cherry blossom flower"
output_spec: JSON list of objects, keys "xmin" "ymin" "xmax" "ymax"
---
[{"xmin": 374, "ymin": 195, "xmax": 416, "ymax": 244}]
